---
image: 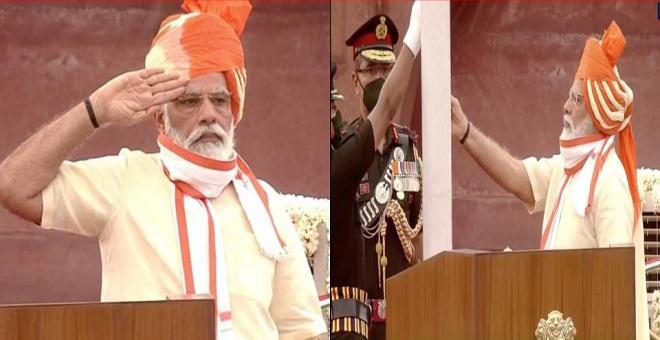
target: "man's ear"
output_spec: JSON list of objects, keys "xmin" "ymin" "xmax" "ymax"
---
[
  {"xmin": 352, "ymin": 72, "xmax": 360, "ymax": 96},
  {"xmin": 152, "ymin": 104, "xmax": 165, "ymax": 132}
]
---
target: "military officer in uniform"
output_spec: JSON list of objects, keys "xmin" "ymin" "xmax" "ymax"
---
[
  {"xmin": 330, "ymin": 58, "xmax": 373, "ymax": 338},
  {"xmin": 343, "ymin": 13, "xmax": 423, "ymax": 340},
  {"xmin": 330, "ymin": 3, "xmax": 423, "ymax": 338}
]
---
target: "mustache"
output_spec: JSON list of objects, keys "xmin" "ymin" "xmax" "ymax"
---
[{"xmin": 185, "ymin": 124, "xmax": 230, "ymax": 146}]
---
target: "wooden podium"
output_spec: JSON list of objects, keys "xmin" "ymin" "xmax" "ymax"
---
[
  {"xmin": 386, "ymin": 247, "xmax": 635, "ymax": 339},
  {"xmin": 0, "ymin": 298, "xmax": 215, "ymax": 340}
]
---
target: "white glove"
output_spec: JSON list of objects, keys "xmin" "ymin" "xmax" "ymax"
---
[{"xmin": 403, "ymin": 1, "xmax": 421, "ymax": 57}]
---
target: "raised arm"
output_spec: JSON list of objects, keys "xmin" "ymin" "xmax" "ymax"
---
[
  {"xmin": 450, "ymin": 96, "xmax": 535, "ymax": 206},
  {"xmin": 368, "ymin": 1, "xmax": 421, "ymax": 146},
  {"xmin": 0, "ymin": 69, "xmax": 186, "ymax": 224}
]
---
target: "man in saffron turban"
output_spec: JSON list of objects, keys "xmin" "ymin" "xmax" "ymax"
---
[
  {"xmin": 0, "ymin": 1, "xmax": 325, "ymax": 339},
  {"xmin": 451, "ymin": 21, "xmax": 648, "ymax": 338}
]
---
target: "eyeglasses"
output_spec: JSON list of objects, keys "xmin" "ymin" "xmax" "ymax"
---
[
  {"xmin": 356, "ymin": 64, "xmax": 393, "ymax": 76},
  {"xmin": 570, "ymin": 92, "xmax": 583, "ymax": 106},
  {"xmin": 171, "ymin": 93, "xmax": 232, "ymax": 115}
]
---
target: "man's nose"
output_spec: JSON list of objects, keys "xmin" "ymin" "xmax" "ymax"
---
[
  {"xmin": 197, "ymin": 98, "xmax": 218, "ymax": 125},
  {"xmin": 563, "ymin": 98, "xmax": 571, "ymax": 116},
  {"xmin": 374, "ymin": 68, "xmax": 389, "ymax": 78}
]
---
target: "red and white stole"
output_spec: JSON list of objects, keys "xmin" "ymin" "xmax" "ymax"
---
[
  {"xmin": 540, "ymin": 134, "xmax": 614, "ymax": 249},
  {"xmin": 158, "ymin": 133, "xmax": 286, "ymax": 338}
]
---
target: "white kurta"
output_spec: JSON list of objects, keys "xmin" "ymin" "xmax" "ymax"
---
[
  {"xmin": 41, "ymin": 148, "xmax": 326, "ymax": 340},
  {"xmin": 524, "ymin": 151, "xmax": 648, "ymax": 339}
]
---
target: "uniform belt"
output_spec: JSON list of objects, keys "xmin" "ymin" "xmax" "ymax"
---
[
  {"xmin": 330, "ymin": 286, "xmax": 371, "ymax": 337},
  {"xmin": 330, "ymin": 298, "xmax": 371, "ymax": 325},
  {"xmin": 330, "ymin": 286, "xmax": 369, "ymax": 304},
  {"xmin": 371, "ymin": 298, "xmax": 386, "ymax": 322}
]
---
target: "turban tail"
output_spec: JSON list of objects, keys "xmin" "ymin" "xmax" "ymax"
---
[
  {"xmin": 145, "ymin": 0, "xmax": 252, "ymax": 125},
  {"xmin": 575, "ymin": 21, "xmax": 640, "ymax": 228}
]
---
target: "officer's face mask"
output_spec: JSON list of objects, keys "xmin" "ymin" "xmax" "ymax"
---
[{"xmin": 361, "ymin": 77, "xmax": 385, "ymax": 113}]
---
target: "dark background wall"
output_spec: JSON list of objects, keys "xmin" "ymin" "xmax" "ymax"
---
[
  {"xmin": 332, "ymin": 1, "xmax": 660, "ymax": 251},
  {"xmin": 0, "ymin": 1, "xmax": 328, "ymax": 304}
]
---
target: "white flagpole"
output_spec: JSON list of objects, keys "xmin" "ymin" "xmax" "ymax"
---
[{"xmin": 421, "ymin": 1, "xmax": 453, "ymax": 259}]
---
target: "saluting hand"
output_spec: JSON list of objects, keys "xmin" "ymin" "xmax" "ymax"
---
[
  {"xmin": 89, "ymin": 68, "xmax": 188, "ymax": 127},
  {"xmin": 451, "ymin": 95, "xmax": 469, "ymax": 140}
]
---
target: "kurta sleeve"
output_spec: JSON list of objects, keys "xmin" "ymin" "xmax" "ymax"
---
[
  {"xmin": 522, "ymin": 155, "xmax": 561, "ymax": 214},
  {"xmin": 41, "ymin": 149, "xmax": 128, "ymax": 237}
]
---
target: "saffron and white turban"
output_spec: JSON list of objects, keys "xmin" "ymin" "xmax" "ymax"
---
[
  {"xmin": 575, "ymin": 21, "xmax": 640, "ymax": 227},
  {"xmin": 145, "ymin": 0, "xmax": 251, "ymax": 125}
]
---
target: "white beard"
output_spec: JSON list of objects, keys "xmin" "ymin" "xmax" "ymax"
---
[
  {"xmin": 163, "ymin": 112, "xmax": 235, "ymax": 161},
  {"xmin": 560, "ymin": 115, "xmax": 598, "ymax": 139}
]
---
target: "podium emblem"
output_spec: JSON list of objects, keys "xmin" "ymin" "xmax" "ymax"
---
[{"xmin": 535, "ymin": 310, "xmax": 576, "ymax": 340}]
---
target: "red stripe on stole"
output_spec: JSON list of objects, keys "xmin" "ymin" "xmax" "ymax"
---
[
  {"xmin": 175, "ymin": 188, "xmax": 195, "ymax": 294},
  {"xmin": 539, "ymin": 176, "xmax": 571, "ymax": 250},
  {"xmin": 586, "ymin": 141, "xmax": 614, "ymax": 214},
  {"xmin": 203, "ymin": 201, "xmax": 217, "ymax": 299},
  {"xmin": 219, "ymin": 311, "xmax": 232, "ymax": 321}
]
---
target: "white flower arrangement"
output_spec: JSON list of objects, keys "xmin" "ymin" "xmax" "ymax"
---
[
  {"xmin": 282, "ymin": 194, "xmax": 331, "ymax": 300},
  {"xmin": 652, "ymin": 290, "xmax": 660, "ymax": 338},
  {"xmin": 638, "ymin": 168, "xmax": 660, "ymax": 212},
  {"xmin": 281, "ymin": 194, "xmax": 330, "ymax": 260}
]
